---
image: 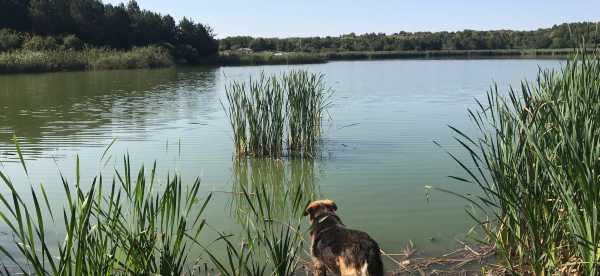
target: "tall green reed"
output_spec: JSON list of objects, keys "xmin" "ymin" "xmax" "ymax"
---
[
  {"xmin": 0, "ymin": 143, "xmax": 211, "ymax": 275},
  {"xmin": 445, "ymin": 49, "xmax": 600, "ymax": 275},
  {"xmin": 285, "ymin": 70, "xmax": 330, "ymax": 155},
  {"xmin": 223, "ymin": 70, "xmax": 331, "ymax": 158}
]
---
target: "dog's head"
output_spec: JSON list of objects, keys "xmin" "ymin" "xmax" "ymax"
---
[{"xmin": 303, "ymin": 199, "xmax": 337, "ymax": 223}]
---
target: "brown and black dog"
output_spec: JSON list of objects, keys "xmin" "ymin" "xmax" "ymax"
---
[{"xmin": 304, "ymin": 199, "xmax": 383, "ymax": 276}]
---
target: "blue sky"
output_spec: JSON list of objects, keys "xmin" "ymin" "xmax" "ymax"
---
[{"xmin": 104, "ymin": 0, "xmax": 600, "ymax": 38}]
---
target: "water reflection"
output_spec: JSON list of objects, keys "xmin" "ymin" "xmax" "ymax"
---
[
  {"xmin": 0, "ymin": 68, "xmax": 218, "ymax": 159},
  {"xmin": 230, "ymin": 157, "xmax": 320, "ymax": 224}
]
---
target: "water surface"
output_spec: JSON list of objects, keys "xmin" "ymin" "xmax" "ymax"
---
[{"xmin": 0, "ymin": 59, "xmax": 562, "ymax": 264}]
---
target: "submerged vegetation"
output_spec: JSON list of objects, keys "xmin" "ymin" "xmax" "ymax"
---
[
  {"xmin": 231, "ymin": 158, "xmax": 317, "ymax": 222},
  {"xmin": 447, "ymin": 49, "xmax": 600, "ymax": 274},
  {"xmin": 224, "ymin": 70, "xmax": 331, "ymax": 158},
  {"xmin": 203, "ymin": 158, "xmax": 316, "ymax": 276}
]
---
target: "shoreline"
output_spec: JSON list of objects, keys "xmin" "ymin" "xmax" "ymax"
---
[
  {"xmin": 214, "ymin": 48, "xmax": 576, "ymax": 66},
  {"xmin": 0, "ymin": 48, "xmax": 579, "ymax": 74}
]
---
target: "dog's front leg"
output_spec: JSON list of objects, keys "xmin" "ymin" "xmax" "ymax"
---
[{"xmin": 313, "ymin": 259, "xmax": 327, "ymax": 276}]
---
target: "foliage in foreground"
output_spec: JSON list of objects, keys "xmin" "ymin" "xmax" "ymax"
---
[
  {"xmin": 447, "ymin": 49, "xmax": 600, "ymax": 274},
  {"xmin": 0, "ymin": 139, "xmax": 315, "ymax": 275},
  {"xmin": 0, "ymin": 46, "xmax": 174, "ymax": 74},
  {"xmin": 203, "ymin": 158, "xmax": 315, "ymax": 276},
  {"xmin": 224, "ymin": 70, "xmax": 331, "ymax": 158},
  {"xmin": 0, "ymin": 148, "xmax": 211, "ymax": 275}
]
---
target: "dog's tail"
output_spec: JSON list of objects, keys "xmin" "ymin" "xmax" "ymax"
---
[{"xmin": 367, "ymin": 245, "xmax": 384, "ymax": 276}]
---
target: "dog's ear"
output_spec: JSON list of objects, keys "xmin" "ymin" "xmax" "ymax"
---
[
  {"xmin": 303, "ymin": 204, "xmax": 313, "ymax": 216},
  {"xmin": 322, "ymin": 199, "xmax": 337, "ymax": 211},
  {"xmin": 304, "ymin": 200, "xmax": 337, "ymax": 217},
  {"xmin": 303, "ymin": 200, "xmax": 320, "ymax": 217}
]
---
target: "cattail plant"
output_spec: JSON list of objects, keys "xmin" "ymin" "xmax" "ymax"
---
[
  {"xmin": 445, "ymin": 48, "xmax": 600, "ymax": 275},
  {"xmin": 284, "ymin": 70, "xmax": 330, "ymax": 155},
  {"xmin": 223, "ymin": 70, "xmax": 331, "ymax": 158}
]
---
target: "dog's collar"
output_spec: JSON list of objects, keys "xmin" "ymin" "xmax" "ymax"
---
[{"xmin": 317, "ymin": 215, "xmax": 331, "ymax": 224}]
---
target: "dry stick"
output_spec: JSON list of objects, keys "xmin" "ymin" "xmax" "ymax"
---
[
  {"xmin": 392, "ymin": 244, "xmax": 495, "ymax": 274},
  {"xmin": 380, "ymin": 248, "xmax": 407, "ymax": 268},
  {"xmin": 455, "ymin": 238, "xmax": 481, "ymax": 256},
  {"xmin": 209, "ymin": 189, "xmax": 255, "ymax": 196}
]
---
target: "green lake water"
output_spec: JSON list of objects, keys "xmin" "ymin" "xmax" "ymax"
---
[{"xmin": 0, "ymin": 59, "xmax": 562, "ymax": 268}]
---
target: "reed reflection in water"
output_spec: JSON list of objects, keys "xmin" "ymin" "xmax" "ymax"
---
[{"xmin": 230, "ymin": 157, "xmax": 320, "ymax": 224}]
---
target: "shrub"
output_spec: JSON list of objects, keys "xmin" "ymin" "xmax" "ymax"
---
[
  {"xmin": 0, "ymin": 28, "xmax": 24, "ymax": 51},
  {"xmin": 62, "ymin": 34, "xmax": 83, "ymax": 50},
  {"xmin": 0, "ymin": 46, "xmax": 173, "ymax": 74},
  {"xmin": 23, "ymin": 35, "xmax": 59, "ymax": 51},
  {"xmin": 90, "ymin": 46, "xmax": 174, "ymax": 70},
  {"xmin": 0, "ymin": 50, "xmax": 87, "ymax": 73},
  {"xmin": 173, "ymin": 43, "xmax": 200, "ymax": 64}
]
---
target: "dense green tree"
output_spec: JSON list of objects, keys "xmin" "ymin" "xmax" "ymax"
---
[
  {"xmin": 103, "ymin": 3, "xmax": 132, "ymax": 48},
  {"xmin": 177, "ymin": 17, "xmax": 218, "ymax": 57},
  {"xmin": 0, "ymin": 0, "xmax": 218, "ymax": 62},
  {"xmin": 69, "ymin": 0, "xmax": 105, "ymax": 44},
  {"xmin": 29, "ymin": 0, "xmax": 71, "ymax": 34},
  {"xmin": 0, "ymin": 0, "xmax": 31, "ymax": 31},
  {"xmin": 220, "ymin": 22, "xmax": 600, "ymax": 53}
]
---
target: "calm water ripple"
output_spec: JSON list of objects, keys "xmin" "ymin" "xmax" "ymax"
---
[{"xmin": 0, "ymin": 59, "xmax": 562, "ymax": 258}]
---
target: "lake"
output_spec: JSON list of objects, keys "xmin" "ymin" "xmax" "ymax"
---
[{"xmin": 0, "ymin": 59, "xmax": 562, "ymax": 267}]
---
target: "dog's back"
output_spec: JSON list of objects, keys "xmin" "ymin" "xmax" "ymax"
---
[
  {"xmin": 312, "ymin": 216, "xmax": 384, "ymax": 276},
  {"xmin": 305, "ymin": 200, "xmax": 384, "ymax": 276}
]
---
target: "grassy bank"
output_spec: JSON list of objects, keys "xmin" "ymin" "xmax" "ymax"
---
[
  {"xmin": 323, "ymin": 48, "xmax": 577, "ymax": 60},
  {"xmin": 216, "ymin": 51, "xmax": 326, "ymax": 65},
  {"xmin": 446, "ymin": 49, "xmax": 600, "ymax": 274},
  {"xmin": 0, "ymin": 46, "xmax": 174, "ymax": 74},
  {"xmin": 0, "ymin": 47, "xmax": 579, "ymax": 74}
]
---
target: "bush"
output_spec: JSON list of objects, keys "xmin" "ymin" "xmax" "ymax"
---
[
  {"xmin": 173, "ymin": 43, "xmax": 200, "ymax": 64},
  {"xmin": 90, "ymin": 46, "xmax": 174, "ymax": 70},
  {"xmin": 23, "ymin": 36, "xmax": 59, "ymax": 51},
  {"xmin": 0, "ymin": 50, "xmax": 87, "ymax": 73},
  {"xmin": 0, "ymin": 28, "xmax": 24, "ymax": 51},
  {"xmin": 62, "ymin": 34, "xmax": 83, "ymax": 50},
  {"xmin": 0, "ymin": 46, "xmax": 174, "ymax": 74}
]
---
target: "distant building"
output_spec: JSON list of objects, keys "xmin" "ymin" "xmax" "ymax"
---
[{"xmin": 237, "ymin": 48, "xmax": 253, "ymax": 54}]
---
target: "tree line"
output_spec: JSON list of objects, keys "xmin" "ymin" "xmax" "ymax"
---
[
  {"xmin": 220, "ymin": 22, "xmax": 600, "ymax": 53},
  {"xmin": 0, "ymin": 0, "xmax": 218, "ymax": 62}
]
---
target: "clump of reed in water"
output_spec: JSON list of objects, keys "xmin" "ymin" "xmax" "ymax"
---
[
  {"xmin": 224, "ymin": 70, "xmax": 331, "ymax": 158},
  {"xmin": 444, "ymin": 48, "xmax": 600, "ymax": 275},
  {"xmin": 285, "ymin": 71, "xmax": 329, "ymax": 154}
]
